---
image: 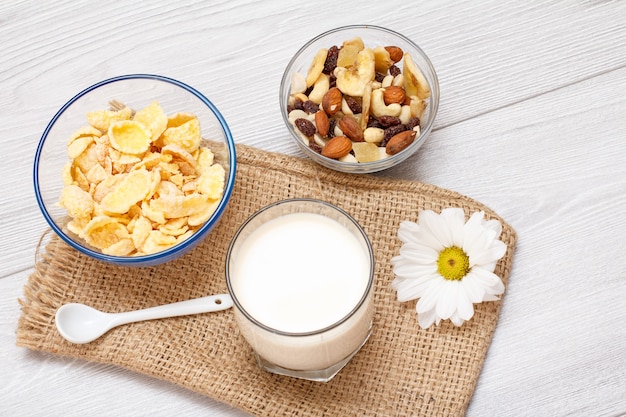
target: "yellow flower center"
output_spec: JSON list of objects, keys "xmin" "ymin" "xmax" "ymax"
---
[{"xmin": 437, "ymin": 246, "xmax": 470, "ymax": 281}]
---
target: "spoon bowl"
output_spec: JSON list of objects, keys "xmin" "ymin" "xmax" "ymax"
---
[{"xmin": 55, "ymin": 294, "xmax": 233, "ymax": 344}]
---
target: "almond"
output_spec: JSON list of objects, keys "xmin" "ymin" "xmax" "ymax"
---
[
  {"xmin": 385, "ymin": 130, "xmax": 416, "ymax": 155},
  {"xmin": 383, "ymin": 86, "xmax": 406, "ymax": 105},
  {"xmin": 338, "ymin": 115, "xmax": 364, "ymax": 142},
  {"xmin": 314, "ymin": 110, "xmax": 330, "ymax": 137},
  {"xmin": 321, "ymin": 87, "xmax": 342, "ymax": 116},
  {"xmin": 322, "ymin": 135, "xmax": 352, "ymax": 159},
  {"xmin": 385, "ymin": 46, "xmax": 404, "ymax": 63}
]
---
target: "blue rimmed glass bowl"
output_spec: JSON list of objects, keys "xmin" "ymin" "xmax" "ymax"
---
[{"xmin": 34, "ymin": 74, "xmax": 236, "ymax": 267}]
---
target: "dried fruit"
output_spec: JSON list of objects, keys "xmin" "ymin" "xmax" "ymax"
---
[
  {"xmin": 373, "ymin": 46, "xmax": 393, "ymax": 74},
  {"xmin": 306, "ymin": 48, "xmax": 328, "ymax": 87},
  {"xmin": 295, "ymin": 118, "xmax": 316, "ymax": 137},
  {"xmin": 335, "ymin": 47, "xmax": 375, "ymax": 97},
  {"xmin": 403, "ymin": 52, "xmax": 431, "ymax": 99},
  {"xmin": 386, "ymin": 130, "xmax": 416, "ymax": 155},
  {"xmin": 286, "ymin": 36, "xmax": 431, "ymax": 164},
  {"xmin": 352, "ymin": 142, "xmax": 380, "ymax": 163},
  {"xmin": 322, "ymin": 136, "xmax": 352, "ymax": 159}
]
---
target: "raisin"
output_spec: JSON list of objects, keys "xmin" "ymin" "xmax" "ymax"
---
[
  {"xmin": 378, "ymin": 116, "xmax": 401, "ymax": 127},
  {"xmin": 406, "ymin": 117, "xmax": 421, "ymax": 130},
  {"xmin": 344, "ymin": 95, "xmax": 362, "ymax": 114},
  {"xmin": 295, "ymin": 118, "xmax": 316, "ymax": 137},
  {"xmin": 302, "ymin": 100, "xmax": 319, "ymax": 114},
  {"xmin": 309, "ymin": 139, "xmax": 322, "ymax": 154},
  {"xmin": 327, "ymin": 118, "xmax": 337, "ymax": 138},
  {"xmin": 323, "ymin": 45, "xmax": 339, "ymax": 74},
  {"xmin": 293, "ymin": 98, "xmax": 304, "ymax": 111},
  {"xmin": 375, "ymin": 72, "xmax": 386, "ymax": 83},
  {"xmin": 389, "ymin": 65, "xmax": 401, "ymax": 77},
  {"xmin": 367, "ymin": 116, "xmax": 383, "ymax": 129},
  {"xmin": 329, "ymin": 72, "xmax": 337, "ymax": 88},
  {"xmin": 381, "ymin": 124, "xmax": 407, "ymax": 146}
]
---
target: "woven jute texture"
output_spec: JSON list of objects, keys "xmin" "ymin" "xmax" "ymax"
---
[{"xmin": 17, "ymin": 143, "xmax": 517, "ymax": 417}]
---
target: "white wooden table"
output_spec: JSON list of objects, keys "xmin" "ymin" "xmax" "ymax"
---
[{"xmin": 2, "ymin": 1, "xmax": 625, "ymax": 415}]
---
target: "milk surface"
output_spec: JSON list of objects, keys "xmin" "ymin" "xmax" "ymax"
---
[{"xmin": 230, "ymin": 212, "xmax": 370, "ymax": 333}]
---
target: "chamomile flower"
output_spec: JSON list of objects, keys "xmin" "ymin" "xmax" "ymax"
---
[{"xmin": 391, "ymin": 208, "xmax": 507, "ymax": 329}]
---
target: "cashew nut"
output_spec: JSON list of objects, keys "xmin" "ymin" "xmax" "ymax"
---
[
  {"xmin": 370, "ymin": 88, "xmax": 402, "ymax": 118},
  {"xmin": 399, "ymin": 105, "xmax": 412, "ymax": 125},
  {"xmin": 363, "ymin": 127, "xmax": 385, "ymax": 143},
  {"xmin": 341, "ymin": 97, "xmax": 353, "ymax": 115}
]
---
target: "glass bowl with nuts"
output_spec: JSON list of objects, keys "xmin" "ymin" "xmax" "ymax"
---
[{"xmin": 280, "ymin": 25, "xmax": 439, "ymax": 174}]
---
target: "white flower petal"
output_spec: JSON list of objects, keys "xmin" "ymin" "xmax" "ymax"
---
[
  {"xmin": 461, "ymin": 275, "xmax": 486, "ymax": 303},
  {"xmin": 436, "ymin": 280, "xmax": 458, "ymax": 319},
  {"xmin": 397, "ymin": 221, "xmax": 421, "ymax": 244},
  {"xmin": 392, "ymin": 209, "xmax": 507, "ymax": 329},
  {"xmin": 392, "ymin": 274, "xmax": 437, "ymax": 302},
  {"xmin": 416, "ymin": 278, "xmax": 444, "ymax": 313},
  {"xmin": 470, "ymin": 267, "xmax": 505, "ymax": 298},
  {"xmin": 417, "ymin": 307, "xmax": 438, "ymax": 329},
  {"xmin": 449, "ymin": 311, "xmax": 465, "ymax": 326},
  {"xmin": 482, "ymin": 293, "xmax": 501, "ymax": 301},
  {"xmin": 392, "ymin": 261, "xmax": 437, "ymax": 279},
  {"xmin": 441, "ymin": 207, "xmax": 467, "ymax": 247},
  {"xmin": 484, "ymin": 218, "xmax": 503, "ymax": 238},
  {"xmin": 414, "ymin": 227, "xmax": 445, "ymax": 251},
  {"xmin": 456, "ymin": 286, "xmax": 475, "ymax": 321},
  {"xmin": 397, "ymin": 243, "xmax": 439, "ymax": 264},
  {"xmin": 420, "ymin": 209, "xmax": 455, "ymax": 248}
]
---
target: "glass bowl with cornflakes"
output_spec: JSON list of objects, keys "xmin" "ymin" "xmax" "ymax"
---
[
  {"xmin": 34, "ymin": 74, "xmax": 236, "ymax": 267},
  {"xmin": 280, "ymin": 25, "xmax": 439, "ymax": 174}
]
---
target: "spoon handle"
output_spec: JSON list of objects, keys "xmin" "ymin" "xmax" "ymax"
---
[{"xmin": 110, "ymin": 294, "xmax": 233, "ymax": 327}]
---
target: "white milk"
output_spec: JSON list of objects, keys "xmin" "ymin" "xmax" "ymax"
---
[{"xmin": 228, "ymin": 209, "xmax": 374, "ymax": 374}]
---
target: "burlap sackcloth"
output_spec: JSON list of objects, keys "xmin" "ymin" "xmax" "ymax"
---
[{"xmin": 17, "ymin": 143, "xmax": 517, "ymax": 417}]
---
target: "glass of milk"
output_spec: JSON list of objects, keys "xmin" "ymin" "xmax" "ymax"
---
[{"xmin": 226, "ymin": 198, "xmax": 375, "ymax": 382}]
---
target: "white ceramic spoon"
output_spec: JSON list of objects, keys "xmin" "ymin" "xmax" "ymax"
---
[{"xmin": 55, "ymin": 294, "xmax": 233, "ymax": 344}]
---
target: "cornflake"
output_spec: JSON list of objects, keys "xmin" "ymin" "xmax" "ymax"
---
[{"xmin": 57, "ymin": 101, "xmax": 226, "ymax": 256}]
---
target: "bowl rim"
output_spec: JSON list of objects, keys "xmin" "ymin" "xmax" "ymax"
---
[
  {"xmin": 33, "ymin": 73, "xmax": 237, "ymax": 265},
  {"xmin": 280, "ymin": 24, "xmax": 440, "ymax": 174}
]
